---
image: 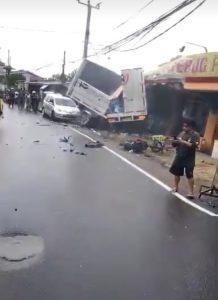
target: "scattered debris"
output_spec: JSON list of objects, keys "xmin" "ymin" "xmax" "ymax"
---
[
  {"xmin": 85, "ymin": 141, "xmax": 104, "ymax": 148},
  {"xmin": 60, "ymin": 137, "xmax": 69, "ymax": 143},
  {"xmin": 62, "ymin": 148, "xmax": 68, "ymax": 152},
  {"xmin": 33, "ymin": 140, "xmax": 40, "ymax": 143},
  {"xmin": 36, "ymin": 121, "xmax": 50, "ymax": 127},
  {"xmin": 122, "ymin": 139, "xmax": 147, "ymax": 154},
  {"xmin": 14, "ymin": 208, "xmax": 18, "ymax": 212},
  {"xmin": 75, "ymin": 151, "xmax": 87, "ymax": 156},
  {"xmin": 59, "ymin": 136, "xmax": 72, "ymax": 143}
]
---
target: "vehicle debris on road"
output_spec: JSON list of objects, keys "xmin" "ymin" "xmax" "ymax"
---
[
  {"xmin": 85, "ymin": 141, "xmax": 104, "ymax": 148},
  {"xmin": 74, "ymin": 151, "xmax": 87, "ymax": 156},
  {"xmin": 60, "ymin": 136, "xmax": 70, "ymax": 143}
]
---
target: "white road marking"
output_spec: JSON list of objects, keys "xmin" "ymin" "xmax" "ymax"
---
[{"xmin": 71, "ymin": 128, "xmax": 218, "ymax": 217}]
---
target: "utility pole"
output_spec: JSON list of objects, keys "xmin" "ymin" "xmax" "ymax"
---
[
  {"xmin": 4, "ymin": 49, "xmax": 12, "ymax": 88},
  {"xmin": 8, "ymin": 49, "xmax": 11, "ymax": 66},
  {"xmin": 61, "ymin": 51, "xmax": 66, "ymax": 83},
  {"xmin": 76, "ymin": 0, "xmax": 101, "ymax": 59}
]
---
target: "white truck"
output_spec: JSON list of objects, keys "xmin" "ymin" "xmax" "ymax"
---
[{"xmin": 67, "ymin": 59, "xmax": 147, "ymax": 126}]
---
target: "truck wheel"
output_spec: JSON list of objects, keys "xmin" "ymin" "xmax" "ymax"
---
[{"xmin": 80, "ymin": 111, "xmax": 92, "ymax": 127}]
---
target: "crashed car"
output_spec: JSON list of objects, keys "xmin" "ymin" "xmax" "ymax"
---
[{"xmin": 42, "ymin": 93, "xmax": 80, "ymax": 122}]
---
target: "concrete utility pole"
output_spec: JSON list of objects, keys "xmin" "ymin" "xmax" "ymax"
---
[
  {"xmin": 76, "ymin": 0, "xmax": 101, "ymax": 59},
  {"xmin": 4, "ymin": 49, "xmax": 12, "ymax": 88},
  {"xmin": 61, "ymin": 51, "xmax": 66, "ymax": 83}
]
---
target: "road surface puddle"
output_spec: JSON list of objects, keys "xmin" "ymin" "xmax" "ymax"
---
[{"xmin": 0, "ymin": 234, "xmax": 45, "ymax": 271}]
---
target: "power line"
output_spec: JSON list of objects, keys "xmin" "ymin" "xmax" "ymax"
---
[
  {"xmin": 138, "ymin": 0, "xmax": 155, "ymax": 12},
  {"xmin": 113, "ymin": 0, "xmax": 155, "ymax": 30},
  {"xmin": 117, "ymin": 0, "xmax": 207, "ymax": 52},
  {"xmin": 31, "ymin": 0, "xmax": 207, "ymax": 73},
  {"xmin": 0, "ymin": 25, "xmax": 81, "ymax": 35},
  {"xmin": 96, "ymin": 0, "xmax": 205, "ymax": 55},
  {"xmin": 33, "ymin": 61, "xmax": 62, "ymax": 72}
]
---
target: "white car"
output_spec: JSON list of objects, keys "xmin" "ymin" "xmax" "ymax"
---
[{"xmin": 42, "ymin": 94, "xmax": 80, "ymax": 121}]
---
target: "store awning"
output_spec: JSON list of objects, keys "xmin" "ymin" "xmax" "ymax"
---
[{"xmin": 184, "ymin": 80, "xmax": 218, "ymax": 91}]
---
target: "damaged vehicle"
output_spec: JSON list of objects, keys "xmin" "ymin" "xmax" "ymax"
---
[
  {"xmin": 42, "ymin": 94, "xmax": 80, "ymax": 122},
  {"xmin": 67, "ymin": 59, "xmax": 147, "ymax": 127}
]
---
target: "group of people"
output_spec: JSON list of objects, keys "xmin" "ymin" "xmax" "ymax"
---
[{"xmin": 4, "ymin": 89, "xmax": 39, "ymax": 112}]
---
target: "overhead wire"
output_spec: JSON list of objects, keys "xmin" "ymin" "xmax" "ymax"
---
[
  {"xmin": 117, "ymin": 0, "xmax": 207, "ymax": 52},
  {"xmin": 113, "ymin": 0, "xmax": 155, "ymax": 30},
  {"xmin": 27, "ymin": 0, "xmax": 206, "ymax": 74},
  {"xmin": 96, "ymin": 0, "xmax": 206, "ymax": 55},
  {"xmin": 0, "ymin": 25, "xmax": 80, "ymax": 35}
]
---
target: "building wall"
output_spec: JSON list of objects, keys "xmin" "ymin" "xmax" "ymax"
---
[{"xmin": 145, "ymin": 84, "xmax": 218, "ymax": 154}]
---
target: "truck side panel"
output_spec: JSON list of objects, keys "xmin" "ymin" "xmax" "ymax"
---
[
  {"xmin": 71, "ymin": 79, "xmax": 110, "ymax": 117},
  {"xmin": 122, "ymin": 68, "xmax": 147, "ymax": 114}
]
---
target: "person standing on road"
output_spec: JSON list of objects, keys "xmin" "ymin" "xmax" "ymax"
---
[
  {"xmin": 170, "ymin": 119, "xmax": 200, "ymax": 199},
  {"xmin": 0, "ymin": 92, "xmax": 4, "ymax": 117},
  {"xmin": 25, "ymin": 91, "xmax": 31, "ymax": 111},
  {"xmin": 8, "ymin": 88, "xmax": 15, "ymax": 108},
  {"xmin": 31, "ymin": 91, "xmax": 39, "ymax": 113},
  {"xmin": 18, "ymin": 88, "xmax": 25, "ymax": 110}
]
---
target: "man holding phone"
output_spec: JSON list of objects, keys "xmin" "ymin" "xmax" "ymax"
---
[{"xmin": 170, "ymin": 119, "xmax": 200, "ymax": 199}]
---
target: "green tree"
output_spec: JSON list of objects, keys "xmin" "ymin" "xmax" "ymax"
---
[{"xmin": 7, "ymin": 74, "xmax": 25, "ymax": 87}]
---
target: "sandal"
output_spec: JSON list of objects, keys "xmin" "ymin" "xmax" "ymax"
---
[
  {"xmin": 186, "ymin": 194, "xmax": 195, "ymax": 200},
  {"xmin": 171, "ymin": 188, "xmax": 178, "ymax": 193}
]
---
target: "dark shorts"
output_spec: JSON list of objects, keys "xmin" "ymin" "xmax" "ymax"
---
[{"xmin": 170, "ymin": 159, "xmax": 194, "ymax": 179}]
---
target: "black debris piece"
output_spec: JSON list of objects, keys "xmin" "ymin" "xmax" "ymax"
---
[
  {"xmin": 59, "ymin": 137, "xmax": 69, "ymax": 143},
  {"xmin": 59, "ymin": 136, "xmax": 73, "ymax": 143},
  {"xmin": 33, "ymin": 140, "xmax": 40, "ymax": 143},
  {"xmin": 75, "ymin": 151, "xmax": 87, "ymax": 156},
  {"xmin": 122, "ymin": 139, "xmax": 148, "ymax": 154},
  {"xmin": 85, "ymin": 141, "xmax": 104, "ymax": 148}
]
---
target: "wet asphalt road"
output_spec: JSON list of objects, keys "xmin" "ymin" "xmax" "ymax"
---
[{"xmin": 0, "ymin": 107, "xmax": 218, "ymax": 300}]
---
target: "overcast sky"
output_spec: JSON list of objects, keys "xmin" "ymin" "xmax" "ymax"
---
[{"xmin": 0, "ymin": 0, "xmax": 217, "ymax": 77}]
